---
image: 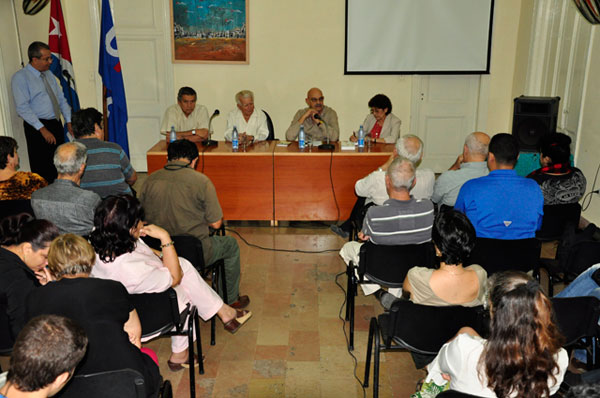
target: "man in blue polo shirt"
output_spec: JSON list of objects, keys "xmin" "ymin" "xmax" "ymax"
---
[{"xmin": 454, "ymin": 133, "xmax": 543, "ymax": 239}]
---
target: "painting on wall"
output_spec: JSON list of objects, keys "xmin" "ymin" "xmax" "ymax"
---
[{"xmin": 170, "ymin": 0, "xmax": 248, "ymax": 63}]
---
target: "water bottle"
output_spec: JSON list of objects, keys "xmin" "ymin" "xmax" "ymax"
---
[
  {"xmin": 357, "ymin": 125, "xmax": 365, "ymax": 148},
  {"xmin": 299, "ymin": 125, "xmax": 306, "ymax": 149},
  {"xmin": 232, "ymin": 126, "xmax": 239, "ymax": 150},
  {"xmin": 169, "ymin": 126, "xmax": 177, "ymax": 143}
]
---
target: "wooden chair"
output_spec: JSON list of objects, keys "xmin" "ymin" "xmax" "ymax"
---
[{"xmin": 345, "ymin": 240, "xmax": 436, "ymax": 350}]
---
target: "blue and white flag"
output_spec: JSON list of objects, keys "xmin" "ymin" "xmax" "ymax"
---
[{"xmin": 99, "ymin": 0, "xmax": 130, "ymax": 156}]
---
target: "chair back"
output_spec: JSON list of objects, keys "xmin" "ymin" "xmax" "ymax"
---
[
  {"xmin": 467, "ymin": 237, "xmax": 541, "ymax": 275},
  {"xmin": 130, "ymin": 288, "xmax": 182, "ymax": 338},
  {"xmin": 437, "ymin": 391, "xmax": 487, "ymax": 398},
  {"xmin": 552, "ymin": 296, "xmax": 600, "ymax": 346},
  {"xmin": 383, "ymin": 300, "xmax": 487, "ymax": 354},
  {"xmin": 263, "ymin": 110, "xmax": 275, "ymax": 141},
  {"xmin": 0, "ymin": 200, "xmax": 34, "ymax": 221},
  {"xmin": 56, "ymin": 368, "xmax": 146, "ymax": 398},
  {"xmin": 537, "ymin": 203, "xmax": 581, "ymax": 240},
  {"xmin": 172, "ymin": 235, "xmax": 206, "ymax": 274},
  {"xmin": 359, "ymin": 241, "xmax": 436, "ymax": 288}
]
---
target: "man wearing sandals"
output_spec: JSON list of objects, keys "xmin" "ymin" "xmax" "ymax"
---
[{"xmin": 140, "ymin": 139, "xmax": 249, "ymax": 309}]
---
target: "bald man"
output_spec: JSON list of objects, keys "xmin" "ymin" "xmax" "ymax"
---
[
  {"xmin": 285, "ymin": 87, "xmax": 340, "ymax": 142},
  {"xmin": 431, "ymin": 132, "xmax": 491, "ymax": 208}
]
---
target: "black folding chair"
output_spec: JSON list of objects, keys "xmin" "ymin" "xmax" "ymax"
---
[
  {"xmin": 0, "ymin": 200, "xmax": 34, "ymax": 221},
  {"xmin": 263, "ymin": 110, "xmax": 276, "ymax": 141},
  {"xmin": 0, "ymin": 295, "xmax": 13, "ymax": 372},
  {"xmin": 130, "ymin": 289, "xmax": 202, "ymax": 398},
  {"xmin": 437, "ymin": 391, "xmax": 487, "ymax": 398},
  {"xmin": 56, "ymin": 368, "xmax": 147, "ymax": 398},
  {"xmin": 364, "ymin": 300, "xmax": 488, "ymax": 398},
  {"xmin": 466, "ymin": 237, "xmax": 541, "ymax": 276},
  {"xmin": 345, "ymin": 240, "xmax": 435, "ymax": 350},
  {"xmin": 537, "ymin": 203, "xmax": 581, "ymax": 240}
]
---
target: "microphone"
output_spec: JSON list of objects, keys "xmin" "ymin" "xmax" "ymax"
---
[
  {"xmin": 204, "ymin": 109, "xmax": 220, "ymax": 147},
  {"xmin": 313, "ymin": 113, "xmax": 322, "ymax": 121},
  {"xmin": 315, "ymin": 114, "xmax": 334, "ymax": 150}
]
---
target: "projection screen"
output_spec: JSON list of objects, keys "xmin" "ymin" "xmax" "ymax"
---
[{"xmin": 345, "ymin": 0, "xmax": 494, "ymax": 74}]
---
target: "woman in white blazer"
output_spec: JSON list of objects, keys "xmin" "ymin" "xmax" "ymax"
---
[{"xmin": 351, "ymin": 94, "xmax": 401, "ymax": 144}]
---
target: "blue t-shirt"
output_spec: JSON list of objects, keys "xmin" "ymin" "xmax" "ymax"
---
[{"xmin": 454, "ymin": 169, "xmax": 544, "ymax": 239}]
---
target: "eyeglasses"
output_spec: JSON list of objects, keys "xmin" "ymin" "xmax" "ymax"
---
[{"xmin": 308, "ymin": 97, "xmax": 324, "ymax": 103}]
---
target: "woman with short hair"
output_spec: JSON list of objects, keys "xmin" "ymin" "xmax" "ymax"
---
[
  {"xmin": 425, "ymin": 271, "xmax": 568, "ymax": 397},
  {"xmin": 25, "ymin": 234, "xmax": 161, "ymax": 397},
  {"xmin": 350, "ymin": 94, "xmax": 401, "ymax": 144}
]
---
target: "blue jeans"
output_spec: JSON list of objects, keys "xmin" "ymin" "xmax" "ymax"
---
[{"xmin": 556, "ymin": 263, "xmax": 600, "ymax": 300}]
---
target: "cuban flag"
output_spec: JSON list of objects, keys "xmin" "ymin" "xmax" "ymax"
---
[
  {"xmin": 48, "ymin": 0, "xmax": 79, "ymax": 141},
  {"xmin": 99, "ymin": 0, "xmax": 130, "ymax": 157}
]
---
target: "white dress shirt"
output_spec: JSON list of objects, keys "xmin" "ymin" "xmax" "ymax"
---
[
  {"xmin": 355, "ymin": 168, "xmax": 435, "ymax": 205},
  {"xmin": 224, "ymin": 108, "xmax": 269, "ymax": 141}
]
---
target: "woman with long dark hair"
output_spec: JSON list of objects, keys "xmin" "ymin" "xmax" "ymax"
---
[
  {"xmin": 0, "ymin": 214, "xmax": 59, "ymax": 343},
  {"xmin": 425, "ymin": 271, "xmax": 568, "ymax": 397},
  {"xmin": 89, "ymin": 195, "xmax": 251, "ymax": 370}
]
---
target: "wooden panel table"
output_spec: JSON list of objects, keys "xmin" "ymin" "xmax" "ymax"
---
[
  {"xmin": 273, "ymin": 142, "xmax": 393, "ymax": 221},
  {"xmin": 146, "ymin": 141, "xmax": 394, "ymax": 221},
  {"xmin": 146, "ymin": 140, "xmax": 275, "ymax": 220}
]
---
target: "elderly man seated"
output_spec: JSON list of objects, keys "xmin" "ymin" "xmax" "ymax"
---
[
  {"xmin": 224, "ymin": 90, "xmax": 270, "ymax": 143},
  {"xmin": 31, "ymin": 142, "xmax": 101, "ymax": 235},
  {"xmin": 339, "ymin": 157, "xmax": 434, "ymax": 299},
  {"xmin": 0, "ymin": 136, "xmax": 46, "ymax": 201},
  {"xmin": 285, "ymin": 87, "xmax": 340, "ymax": 142}
]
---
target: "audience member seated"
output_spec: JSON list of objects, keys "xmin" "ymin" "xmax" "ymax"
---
[
  {"xmin": 161, "ymin": 86, "xmax": 209, "ymax": 142},
  {"xmin": 527, "ymin": 132, "xmax": 586, "ymax": 205},
  {"xmin": 339, "ymin": 157, "xmax": 434, "ymax": 300},
  {"xmin": 402, "ymin": 209, "xmax": 487, "ymax": 306},
  {"xmin": 139, "ymin": 139, "xmax": 249, "ymax": 307},
  {"xmin": 89, "ymin": 195, "xmax": 251, "ymax": 370},
  {"xmin": 426, "ymin": 271, "xmax": 568, "ymax": 397},
  {"xmin": 349, "ymin": 94, "xmax": 401, "ymax": 144},
  {"xmin": 0, "ymin": 315, "xmax": 87, "ymax": 398},
  {"xmin": 0, "ymin": 136, "xmax": 46, "ymax": 201},
  {"xmin": 431, "ymin": 132, "xmax": 490, "ymax": 209},
  {"xmin": 285, "ymin": 87, "xmax": 340, "ymax": 142},
  {"xmin": 224, "ymin": 90, "xmax": 269, "ymax": 143},
  {"xmin": 331, "ymin": 135, "xmax": 435, "ymax": 238},
  {"xmin": 556, "ymin": 263, "xmax": 600, "ymax": 300},
  {"xmin": 31, "ymin": 142, "xmax": 100, "ymax": 236},
  {"xmin": 0, "ymin": 215, "xmax": 58, "ymax": 344},
  {"xmin": 73, "ymin": 107, "xmax": 137, "ymax": 198},
  {"xmin": 26, "ymin": 234, "xmax": 161, "ymax": 397},
  {"xmin": 455, "ymin": 133, "xmax": 544, "ymax": 239}
]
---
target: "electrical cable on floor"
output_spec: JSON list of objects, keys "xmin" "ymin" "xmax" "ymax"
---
[
  {"xmin": 335, "ymin": 271, "xmax": 367, "ymax": 398},
  {"xmin": 582, "ymin": 160, "xmax": 600, "ymax": 211},
  {"xmin": 225, "ymin": 228, "xmax": 342, "ymax": 254}
]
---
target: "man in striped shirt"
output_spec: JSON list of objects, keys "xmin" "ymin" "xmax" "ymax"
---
[
  {"xmin": 339, "ymin": 156, "xmax": 434, "ymax": 297},
  {"xmin": 72, "ymin": 108, "xmax": 137, "ymax": 198}
]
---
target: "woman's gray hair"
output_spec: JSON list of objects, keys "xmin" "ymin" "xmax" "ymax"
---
[
  {"xmin": 386, "ymin": 156, "xmax": 415, "ymax": 190},
  {"xmin": 53, "ymin": 142, "xmax": 87, "ymax": 175}
]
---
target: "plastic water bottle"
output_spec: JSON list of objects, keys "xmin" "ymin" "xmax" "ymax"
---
[
  {"xmin": 299, "ymin": 125, "xmax": 306, "ymax": 149},
  {"xmin": 232, "ymin": 127, "xmax": 239, "ymax": 150},
  {"xmin": 169, "ymin": 126, "xmax": 177, "ymax": 143},
  {"xmin": 357, "ymin": 125, "xmax": 365, "ymax": 148}
]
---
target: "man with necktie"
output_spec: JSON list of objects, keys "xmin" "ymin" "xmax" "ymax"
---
[{"xmin": 11, "ymin": 41, "xmax": 73, "ymax": 183}]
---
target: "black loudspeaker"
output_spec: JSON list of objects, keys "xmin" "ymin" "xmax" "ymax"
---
[{"xmin": 512, "ymin": 96, "xmax": 560, "ymax": 152}]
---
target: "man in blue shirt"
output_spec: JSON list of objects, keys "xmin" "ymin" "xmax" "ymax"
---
[
  {"xmin": 454, "ymin": 133, "xmax": 544, "ymax": 240},
  {"xmin": 11, "ymin": 41, "xmax": 72, "ymax": 183}
]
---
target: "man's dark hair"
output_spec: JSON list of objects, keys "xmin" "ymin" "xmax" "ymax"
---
[
  {"xmin": 489, "ymin": 133, "xmax": 519, "ymax": 167},
  {"xmin": 28, "ymin": 41, "xmax": 50, "ymax": 62},
  {"xmin": 177, "ymin": 87, "xmax": 196, "ymax": 101},
  {"xmin": 167, "ymin": 139, "xmax": 199, "ymax": 162},
  {"xmin": 8, "ymin": 315, "xmax": 88, "ymax": 392},
  {"xmin": 72, "ymin": 108, "xmax": 103, "ymax": 138},
  {"xmin": 0, "ymin": 136, "xmax": 18, "ymax": 169},
  {"xmin": 368, "ymin": 94, "xmax": 392, "ymax": 115}
]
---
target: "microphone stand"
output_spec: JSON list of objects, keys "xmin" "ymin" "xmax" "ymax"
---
[
  {"xmin": 316, "ymin": 117, "xmax": 335, "ymax": 150},
  {"xmin": 203, "ymin": 110, "xmax": 219, "ymax": 147}
]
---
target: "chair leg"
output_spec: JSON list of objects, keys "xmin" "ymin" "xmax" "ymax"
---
[
  {"xmin": 194, "ymin": 312, "xmax": 204, "ymax": 375},
  {"xmin": 548, "ymin": 274, "xmax": 554, "ymax": 297},
  {"xmin": 220, "ymin": 261, "xmax": 228, "ymax": 305},
  {"xmin": 364, "ymin": 317, "xmax": 377, "ymax": 388},
  {"xmin": 349, "ymin": 278, "xmax": 356, "ymax": 351},
  {"xmin": 187, "ymin": 310, "xmax": 196, "ymax": 398},
  {"xmin": 211, "ymin": 270, "xmax": 218, "ymax": 346},
  {"xmin": 345, "ymin": 265, "xmax": 353, "ymax": 321},
  {"xmin": 373, "ymin": 326, "xmax": 381, "ymax": 398}
]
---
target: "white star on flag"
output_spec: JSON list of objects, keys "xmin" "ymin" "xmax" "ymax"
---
[{"xmin": 49, "ymin": 16, "xmax": 61, "ymax": 38}]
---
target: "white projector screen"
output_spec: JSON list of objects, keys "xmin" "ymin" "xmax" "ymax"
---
[{"xmin": 345, "ymin": 0, "xmax": 494, "ymax": 74}]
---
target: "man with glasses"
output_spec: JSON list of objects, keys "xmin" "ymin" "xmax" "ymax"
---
[{"xmin": 285, "ymin": 87, "xmax": 339, "ymax": 142}]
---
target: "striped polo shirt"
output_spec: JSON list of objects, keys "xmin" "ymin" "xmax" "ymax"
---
[
  {"xmin": 362, "ymin": 197, "xmax": 434, "ymax": 246},
  {"xmin": 76, "ymin": 137, "xmax": 134, "ymax": 198}
]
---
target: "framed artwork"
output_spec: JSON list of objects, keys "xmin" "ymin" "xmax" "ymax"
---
[{"xmin": 170, "ymin": 0, "xmax": 249, "ymax": 64}]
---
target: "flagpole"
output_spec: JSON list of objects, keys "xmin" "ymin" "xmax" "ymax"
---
[
  {"xmin": 11, "ymin": 0, "xmax": 25, "ymax": 67},
  {"xmin": 102, "ymin": 85, "xmax": 108, "ymax": 141}
]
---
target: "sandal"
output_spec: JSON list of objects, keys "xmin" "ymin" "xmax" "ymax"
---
[
  {"xmin": 224, "ymin": 310, "xmax": 252, "ymax": 334},
  {"xmin": 167, "ymin": 353, "xmax": 202, "ymax": 372}
]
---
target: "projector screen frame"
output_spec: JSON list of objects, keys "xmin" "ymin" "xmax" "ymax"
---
[{"xmin": 344, "ymin": 0, "xmax": 495, "ymax": 75}]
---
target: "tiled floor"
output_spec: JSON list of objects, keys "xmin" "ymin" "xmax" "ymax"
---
[{"xmin": 144, "ymin": 223, "xmax": 425, "ymax": 397}]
